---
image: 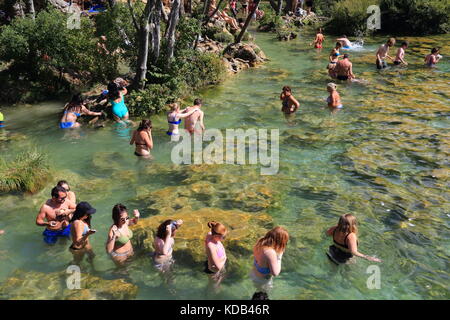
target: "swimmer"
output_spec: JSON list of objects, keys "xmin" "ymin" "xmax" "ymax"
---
[
  {"xmin": 129, "ymin": 119, "xmax": 153, "ymax": 157},
  {"xmin": 107, "ymin": 80, "xmax": 131, "ymax": 124},
  {"xmin": 59, "ymin": 94, "xmax": 102, "ymax": 129},
  {"xmin": 106, "ymin": 203, "xmax": 140, "ymax": 266},
  {"xmin": 424, "ymin": 48, "xmax": 442, "ymax": 67},
  {"xmin": 250, "ymin": 226, "xmax": 289, "ymax": 293},
  {"xmin": 69, "ymin": 202, "xmax": 97, "ymax": 265},
  {"xmin": 394, "ymin": 41, "xmax": 409, "ymax": 66},
  {"xmin": 36, "ymin": 186, "xmax": 76, "ymax": 245},
  {"xmin": 280, "ymin": 86, "xmax": 300, "ymax": 114},
  {"xmin": 184, "ymin": 98, "xmax": 205, "ymax": 135},
  {"xmin": 337, "ymin": 35, "xmax": 351, "ymax": 49},
  {"xmin": 166, "ymin": 103, "xmax": 199, "ymax": 141},
  {"xmin": 204, "ymin": 221, "xmax": 228, "ymax": 291},
  {"xmin": 327, "ymin": 83, "xmax": 343, "ymax": 109},
  {"xmin": 326, "ymin": 214, "xmax": 382, "ymax": 265},
  {"xmin": 327, "ymin": 42, "xmax": 342, "ymax": 78},
  {"xmin": 310, "ymin": 28, "xmax": 325, "ymax": 50},
  {"xmin": 335, "ymin": 54, "xmax": 355, "ymax": 81},
  {"xmin": 56, "ymin": 180, "xmax": 76, "ymax": 203},
  {"xmin": 153, "ymin": 219, "xmax": 183, "ymax": 273},
  {"xmin": 376, "ymin": 38, "xmax": 396, "ymax": 69}
]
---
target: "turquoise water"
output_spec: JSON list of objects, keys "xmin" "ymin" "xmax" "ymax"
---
[{"xmin": 0, "ymin": 30, "xmax": 449, "ymax": 299}]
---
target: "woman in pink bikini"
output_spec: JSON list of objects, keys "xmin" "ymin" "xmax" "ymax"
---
[{"xmin": 204, "ymin": 221, "xmax": 228, "ymax": 290}]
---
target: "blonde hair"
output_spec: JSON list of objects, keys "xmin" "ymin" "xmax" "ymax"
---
[
  {"xmin": 207, "ymin": 221, "xmax": 227, "ymax": 236},
  {"xmin": 327, "ymin": 83, "xmax": 337, "ymax": 90},
  {"xmin": 387, "ymin": 38, "xmax": 396, "ymax": 46},
  {"xmin": 168, "ymin": 103, "xmax": 179, "ymax": 111},
  {"xmin": 254, "ymin": 226, "xmax": 289, "ymax": 254},
  {"xmin": 337, "ymin": 214, "xmax": 358, "ymax": 235}
]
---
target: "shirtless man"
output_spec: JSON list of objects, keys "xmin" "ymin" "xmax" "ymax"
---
[
  {"xmin": 36, "ymin": 186, "xmax": 76, "ymax": 244},
  {"xmin": 184, "ymin": 98, "xmax": 205, "ymax": 135},
  {"xmin": 335, "ymin": 54, "xmax": 355, "ymax": 81},
  {"xmin": 394, "ymin": 41, "xmax": 409, "ymax": 66},
  {"xmin": 336, "ymin": 35, "xmax": 351, "ymax": 49},
  {"xmin": 376, "ymin": 38, "xmax": 396, "ymax": 69},
  {"xmin": 424, "ymin": 48, "xmax": 442, "ymax": 67}
]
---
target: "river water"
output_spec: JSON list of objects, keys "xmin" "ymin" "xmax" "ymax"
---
[{"xmin": 0, "ymin": 30, "xmax": 449, "ymax": 299}]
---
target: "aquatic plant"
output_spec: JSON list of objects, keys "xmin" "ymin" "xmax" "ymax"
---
[{"xmin": 0, "ymin": 150, "xmax": 51, "ymax": 194}]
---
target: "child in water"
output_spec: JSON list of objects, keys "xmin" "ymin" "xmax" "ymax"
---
[
  {"xmin": 425, "ymin": 48, "xmax": 442, "ymax": 67},
  {"xmin": 394, "ymin": 41, "xmax": 409, "ymax": 66}
]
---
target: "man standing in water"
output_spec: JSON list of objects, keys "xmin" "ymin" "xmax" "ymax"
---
[
  {"xmin": 335, "ymin": 54, "xmax": 355, "ymax": 81},
  {"xmin": 376, "ymin": 38, "xmax": 396, "ymax": 69},
  {"xmin": 394, "ymin": 41, "xmax": 409, "ymax": 66},
  {"xmin": 36, "ymin": 186, "xmax": 76, "ymax": 244},
  {"xmin": 184, "ymin": 98, "xmax": 205, "ymax": 135}
]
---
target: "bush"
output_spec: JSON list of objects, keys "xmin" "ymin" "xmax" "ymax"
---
[
  {"xmin": 257, "ymin": 8, "xmax": 284, "ymax": 32},
  {"xmin": 214, "ymin": 31, "xmax": 235, "ymax": 43},
  {"xmin": 380, "ymin": 0, "xmax": 450, "ymax": 35},
  {"xmin": 324, "ymin": 0, "xmax": 380, "ymax": 36},
  {"xmin": 0, "ymin": 150, "xmax": 51, "ymax": 194}
]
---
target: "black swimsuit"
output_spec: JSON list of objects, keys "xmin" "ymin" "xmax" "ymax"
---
[{"xmin": 326, "ymin": 229, "xmax": 356, "ymax": 264}]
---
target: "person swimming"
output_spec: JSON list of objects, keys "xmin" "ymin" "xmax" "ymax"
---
[
  {"xmin": 250, "ymin": 226, "xmax": 289, "ymax": 294},
  {"xmin": 337, "ymin": 35, "xmax": 351, "ymax": 49},
  {"xmin": 327, "ymin": 83, "xmax": 343, "ymax": 109},
  {"xmin": 59, "ymin": 94, "xmax": 102, "ymax": 129},
  {"xmin": 166, "ymin": 103, "xmax": 199, "ymax": 141},
  {"xmin": 311, "ymin": 28, "xmax": 325, "ymax": 49},
  {"xmin": 326, "ymin": 214, "xmax": 382, "ymax": 265},
  {"xmin": 424, "ymin": 47, "xmax": 442, "ymax": 67},
  {"xmin": 129, "ymin": 119, "xmax": 153, "ymax": 157},
  {"xmin": 204, "ymin": 221, "xmax": 227, "ymax": 291}
]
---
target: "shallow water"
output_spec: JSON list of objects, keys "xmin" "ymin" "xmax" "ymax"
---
[{"xmin": 0, "ymin": 30, "xmax": 449, "ymax": 300}]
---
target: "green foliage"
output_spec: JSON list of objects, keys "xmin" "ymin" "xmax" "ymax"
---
[
  {"xmin": 0, "ymin": 150, "xmax": 51, "ymax": 194},
  {"xmin": 257, "ymin": 7, "xmax": 284, "ymax": 32},
  {"xmin": 214, "ymin": 31, "xmax": 235, "ymax": 43},
  {"xmin": 324, "ymin": 0, "xmax": 380, "ymax": 36},
  {"xmin": 380, "ymin": 0, "xmax": 449, "ymax": 35}
]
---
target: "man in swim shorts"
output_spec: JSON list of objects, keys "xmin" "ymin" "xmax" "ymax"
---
[
  {"xmin": 376, "ymin": 38, "xmax": 396, "ymax": 69},
  {"xmin": 184, "ymin": 98, "xmax": 205, "ymax": 135},
  {"xmin": 335, "ymin": 54, "xmax": 355, "ymax": 81},
  {"xmin": 394, "ymin": 41, "xmax": 409, "ymax": 66},
  {"xmin": 36, "ymin": 186, "xmax": 76, "ymax": 244}
]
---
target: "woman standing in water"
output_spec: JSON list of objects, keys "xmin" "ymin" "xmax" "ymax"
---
[
  {"xmin": 204, "ymin": 221, "xmax": 228, "ymax": 290},
  {"xmin": 251, "ymin": 226, "xmax": 289, "ymax": 294},
  {"xmin": 280, "ymin": 86, "xmax": 300, "ymax": 115},
  {"xmin": 106, "ymin": 203, "xmax": 140, "ymax": 266},
  {"xmin": 311, "ymin": 28, "xmax": 324, "ymax": 50},
  {"xmin": 69, "ymin": 202, "xmax": 97, "ymax": 265},
  {"xmin": 107, "ymin": 81, "xmax": 131, "ymax": 124},
  {"xmin": 153, "ymin": 219, "xmax": 183, "ymax": 272},
  {"xmin": 130, "ymin": 119, "xmax": 153, "ymax": 157},
  {"xmin": 326, "ymin": 214, "xmax": 382, "ymax": 264},
  {"xmin": 327, "ymin": 42, "xmax": 342, "ymax": 78},
  {"xmin": 166, "ymin": 103, "xmax": 198, "ymax": 141},
  {"xmin": 326, "ymin": 83, "xmax": 343, "ymax": 109},
  {"xmin": 59, "ymin": 94, "xmax": 102, "ymax": 129}
]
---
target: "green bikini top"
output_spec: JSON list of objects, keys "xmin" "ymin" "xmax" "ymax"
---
[{"xmin": 115, "ymin": 229, "xmax": 133, "ymax": 245}]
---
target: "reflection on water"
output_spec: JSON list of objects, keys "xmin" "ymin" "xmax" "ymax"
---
[{"xmin": 0, "ymin": 31, "xmax": 449, "ymax": 300}]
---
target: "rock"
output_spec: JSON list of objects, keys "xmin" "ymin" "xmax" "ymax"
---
[
  {"xmin": 223, "ymin": 43, "xmax": 267, "ymax": 67},
  {"xmin": 0, "ymin": 270, "xmax": 138, "ymax": 300}
]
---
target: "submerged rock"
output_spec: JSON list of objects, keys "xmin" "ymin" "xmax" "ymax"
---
[{"xmin": 0, "ymin": 269, "xmax": 138, "ymax": 300}]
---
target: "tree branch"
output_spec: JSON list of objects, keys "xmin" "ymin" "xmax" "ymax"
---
[{"xmin": 127, "ymin": 0, "xmax": 140, "ymax": 33}]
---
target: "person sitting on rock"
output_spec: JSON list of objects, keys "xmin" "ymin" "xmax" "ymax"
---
[{"xmin": 218, "ymin": 7, "xmax": 241, "ymax": 31}]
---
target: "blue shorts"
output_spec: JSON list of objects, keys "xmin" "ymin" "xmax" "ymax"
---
[
  {"xmin": 343, "ymin": 45, "xmax": 350, "ymax": 49},
  {"xmin": 60, "ymin": 122, "xmax": 75, "ymax": 129},
  {"xmin": 0, "ymin": 121, "xmax": 4, "ymax": 128},
  {"xmin": 166, "ymin": 131, "xmax": 179, "ymax": 136},
  {"xmin": 43, "ymin": 224, "xmax": 71, "ymax": 244}
]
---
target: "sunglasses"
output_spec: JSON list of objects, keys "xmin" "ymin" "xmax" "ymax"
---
[{"xmin": 120, "ymin": 216, "xmax": 130, "ymax": 222}]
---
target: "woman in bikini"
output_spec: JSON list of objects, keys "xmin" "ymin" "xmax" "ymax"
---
[
  {"xmin": 327, "ymin": 42, "xmax": 342, "ymax": 78},
  {"xmin": 69, "ymin": 202, "xmax": 97, "ymax": 265},
  {"xmin": 251, "ymin": 226, "xmax": 289, "ymax": 295},
  {"xmin": 129, "ymin": 119, "xmax": 153, "ymax": 157},
  {"xmin": 59, "ymin": 94, "xmax": 102, "ymax": 129},
  {"xmin": 204, "ymin": 221, "xmax": 227, "ymax": 291},
  {"xmin": 326, "ymin": 82, "xmax": 343, "ymax": 110},
  {"xmin": 106, "ymin": 203, "xmax": 140, "ymax": 266},
  {"xmin": 153, "ymin": 219, "xmax": 183, "ymax": 273},
  {"xmin": 311, "ymin": 28, "xmax": 324, "ymax": 50},
  {"xmin": 326, "ymin": 214, "xmax": 382, "ymax": 265},
  {"xmin": 166, "ymin": 103, "xmax": 199, "ymax": 141},
  {"xmin": 280, "ymin": 86, "xmax": 300, "ymax": 115}
]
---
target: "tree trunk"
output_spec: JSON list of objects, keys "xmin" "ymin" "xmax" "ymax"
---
[
  {"xmin": 108, "ymin": 0, "xmax": 116, "ymax": 8},
  {"xmin": 179, "ymin": 0, "xmax": 185, "ymax": 17},
  {"xmin": 151, "ymin": 0, "xmax": 163, "ymax": 63},
  {"xmin": 276, "ymin": 0, "xmax": 282, "ymax": 15},
  {"xmin": 185, "ymin": 0, "xmax": 191, "ymax": 14},
  {"xmin": 26, "ymin": 0, "xmax": 35, "ymax": 19},
  {"xmin": 166, "ymin": 0, "xmax": 180, "ymax": 63},
  {"xmin": 133, "ymin": 0, "xmax": 154, "ymax": 90},
  {"xmin": 193, "ymin": 0, "xmax": 210, "ymax": 49},
  {"xmin": 235, "ymin": 0, "xmax": 260, "ymax": 43}
]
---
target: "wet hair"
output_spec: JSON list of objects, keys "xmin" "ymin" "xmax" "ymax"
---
[
  {"xmin": 336, "ymin": 214, "xmax": 358, "ymax": 235},
  {"xmin": 401, "ymin": 41, "xmax": 408, "ymax": 47},
  {"xmin": 65, "ymin": 93, "xmax": 84, "ymax": 113},
  {"xmin": 343, "ymin": 53, "xmax": 349, "ymax": 59},
  {"xmin": 252, "ymin": 291, "xmax": 269, "ymax": 300},
  {"xmin": 107, "ymin": 82, "xmax": 121, "ymax": 100},
  {"xmin": 112, "ymin": 203, "xmax": 128, "ymax": 227},
  {"xmin": 431, "ymin": 47, "xmax": 439, "ymax": 54},
  {"xmin": 254, "ymin": 226, "xmax": 289, "ymax": 254},
  {"xmin": 193, "ymin": 98, "xmax": 202, "ymax": 106},
  {"xmin": 70, "ymin": 203, "xmax": 93, "ymax": 227},
  {"xmin": 51, "ymin": 185, "xmax": 67, "ymax": 198},
  {"xmin": 335, "ymin": 42, "xmax": 342, "ymax": 48},
  {"xmin": 156, "ymin": 219, "xmax": 178, "ymax": 239},
  {"xmin": 207, "ymin": 221, "xmax": 227, "ymax": 236},
  {"xmin": 387, "ymin": 38, "xmax": 396, "ymax": 46},
  {"xmin": 137, "ymin": 119, "xmax": 152, "ymax": 132},
  {"xmin": 282, "ymin": 86, "xmax": 292, "ymax": 92}
]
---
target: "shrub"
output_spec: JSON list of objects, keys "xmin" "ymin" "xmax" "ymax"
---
[
  {"xmin": 257, "ymin": 8, "xmax": 284, "ymax": 32},
  {"xmin": 0, "ymin": 150, "xmax": 51, "ymax": 194},
  {"xmin": 214, "ymin": 31, "xmax": 235, "ymax": 43}
]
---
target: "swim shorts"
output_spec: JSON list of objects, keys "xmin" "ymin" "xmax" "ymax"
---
[
  {"xmin": 376, "ymin": 59, "xmax": 388, "ymax": 69},
  {"xmin": 394, "ymin": 61, "xmax": 401, "ymax": 65},
  {"xmin": 59, "ymin": 122, "xmax": 75, "ymax": 129},
  {"xmin": 337, "ymin": 75, "xmax": 349, "ymax": 81},
  {"xmin": 43, "ymin": 224, "xmax": 71, "ymax": 244}
]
